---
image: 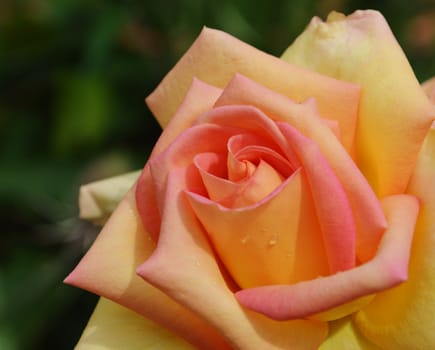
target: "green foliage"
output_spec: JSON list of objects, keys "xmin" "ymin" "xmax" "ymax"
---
[
  {"xmin": 53, "ymin": 72, "xmax": 115, "ymax": 156},
  {"xmin": 0, "ymin": 0, "xmax": 433, "ymax": 349}
]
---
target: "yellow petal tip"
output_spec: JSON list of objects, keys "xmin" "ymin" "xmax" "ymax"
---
[{"xmin": 327, "ymin": 11, "xmax": 346, "ymax": 22}]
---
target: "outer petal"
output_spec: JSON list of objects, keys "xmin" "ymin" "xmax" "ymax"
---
[
  {"xmin": 65, "ymin": 188, "xmax": 231, "ymax": 349},
  {"xmin": 75, "ymin": 298, "xmax": 194, "ymax": 350},
  {"xmin": 355, "ymin": 128, "xmax": 435, "ymax": 349},
  {"xmin": 236, "ymin": 194, "xmax": 419, "ymax": 320},
  {"xmin": 149, "ymin": 78, "xmax": 222, "ymax": 158},
  {"xmin": 281, "ymin": 10, "xmax": 434, "ymax": 196},
  {"xmin": 318, "ymin": 317, "xmax": 383, "ymax": 350},
  {"xmin": 146, "ymin": 27, "xmax": 360, "ymax": 154},
  {"xmin": 137, "ymin": 167, "xmax": 328, "ymax": 350},
  {"xmin": 79, "ymin": 171, "xmax": 141, "ymax": 225}
]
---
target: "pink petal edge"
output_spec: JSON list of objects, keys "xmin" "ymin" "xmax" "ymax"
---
[{"xmin": 279, "ymin": 122, "xmax": 356, "ymax": 273}]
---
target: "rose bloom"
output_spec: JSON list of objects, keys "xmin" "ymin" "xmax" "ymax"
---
[{"xmin": 66, "ymin": 10, "xmax": 435, "ymax": 350}]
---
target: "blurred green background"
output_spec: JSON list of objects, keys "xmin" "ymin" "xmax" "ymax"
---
[{"xmin": 0, "ymin": 0, "xmax": 433, "ymax": 349}]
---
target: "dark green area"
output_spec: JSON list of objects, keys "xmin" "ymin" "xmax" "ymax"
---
[{"xmin": 1, "ymin": 0, "xmax": 433, "ymax": 349}]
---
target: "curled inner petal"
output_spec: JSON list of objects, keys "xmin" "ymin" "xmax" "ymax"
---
[
  {"xmin": 195, "ymin": 152, "xmax": 287, "ymax": 208},
  {"xmin": 187, "ymin": 168, "xmax": 329, "ymax": 288}
]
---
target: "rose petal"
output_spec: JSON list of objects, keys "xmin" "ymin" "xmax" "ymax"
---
[
  {"xmin": 187, "ymin": 168, "xmax": 328, "ymax": 288},
  {"xmin": 65, "ymin": 188, "xmax": 231, "ymax": 349},
  {"xmin": 148, "ymin": 123, "xmax": 241, "ymax": 214},
  {"xmin": 150, "ymin": 78, "xmax": 222, "ymax": 158},
  {"xmin": 194, "ymin": 152, "xmax": 238, "ymax": 202},
  {"xmin": 75, "ymin": 298, "xmax": 194, "ymax": 350},
  {"xmin": 232, "ymin": 160, "xmax": 284, "ymax": 207},
  {"xmin": 79, "ymin": 170, "xmax": 140, "ymax": 225},
  {"xmin": 422, "ymin": 76, "xmax": 435, "ymax": 104},
  {"xmin": 197, "ymin": 105, "xmax": 299, "ymax": 167},
  {"xmin": 318, "ymin": 317, "xmax": 383, "ymax": 350},
  {"xmin": 137, "ymin": 167, "xmax": 328, "ymax": 349},
  {"xmin": 194, "ymin": 149, "xmax": 291, "ymax": 208},
  {"xmin": 281, "ymin": 10, "xmax": 434, "ymax": 196},
  {"xmin": 146, "ymin": 27, "xmax": 360, "ymax": 154},
  {"xmin": 309, "ymin": 294, "xmax": 374, "ymax": 322},
  {"xmin": 148, "ymin": 104, "xmax": 299, "ymax": 216},
  {"xmin": 227, "ymin": 133, "xmax": 294, "ymax": 177},
  {"xmin": 279, "ymin": 123, "xmax": 356, "ymax": 273},
  {"xmin": 354, "ymin": 128, "xmax": 435, "ymax": 349},
  {"xmin": 136, "ymin": 79, "xmax": 222, "ymax": 240},
  {"xmin": 236, "ymin": 194, "xmax": 419, "ymax": 321},
  {"xmin": 215, "ymin": 74, "xmax": 386, "ymax": 263}
]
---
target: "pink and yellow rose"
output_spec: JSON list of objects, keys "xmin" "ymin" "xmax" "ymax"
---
[{"xmin": 66, "ymin": 10, "xmax": 435, "ymax": 349}]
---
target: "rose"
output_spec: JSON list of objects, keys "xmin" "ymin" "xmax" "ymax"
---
[{"xmin": 66, "ymin": 10, "xmax": 435, "ymax": 350}]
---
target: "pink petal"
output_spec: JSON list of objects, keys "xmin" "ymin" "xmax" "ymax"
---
[
  {"xmin": 227, "ymin": 133, "xmax": 294, "ymax": 177},
  {"xmin": 194, "ymin": 152, "xmax": 241, "ymax": 204},
  {"xmin": 279, "ymin": 122, "xmax": 356, "ymax": 273},
  {"xmin": 198, "ymin": 104, "xmax": 300, "ymax": 168},
  {"xmin": 136, "ymin": 78, "xmax": 222, "ymax": 239},
  {"xmin": 148, "ymin": 123, "xmax": 239, "ymax": 217}
]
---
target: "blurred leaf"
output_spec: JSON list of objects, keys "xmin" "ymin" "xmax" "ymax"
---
[
  {"xmin": 53, "ymin": 71, "xmax": 116, "ymax": 157},
  {"xmin": 84, "ymin": 5, "xmax": 127, "ymax": 70},
  {"xmin": 0, "ymin": 327, "xmax": 18, "ymax": 350}
]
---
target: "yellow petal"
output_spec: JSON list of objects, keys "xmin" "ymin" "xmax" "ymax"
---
[
  {"xmin": 75, "ymin": 298, "xmax": 194, "ymax": 350},
  {"xmin": 281, "ymin": 10, "xmax": 434, "ymax": 196},
  {"xmin": 354, "ymin": 127, "xmax": 435, "ymax": 349},
  {"xmin": 79, "ymin": 171, "xmax": 140, "ymax": 225},
  {"xmin": 146, "ymin": 27, "xmax": 360, "ymax": 154},
  {"xmin": 319, "ymin": 317, "xmax": 383, "ymax": 350}
]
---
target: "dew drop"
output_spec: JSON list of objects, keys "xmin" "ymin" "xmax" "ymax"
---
[
  {"xmin": 241, "ymin": 235, "xmax": 250, "ymax": 244},
  {"xmin": 268, "ymin": 235, "xmax": 278, "ymax": 247}
]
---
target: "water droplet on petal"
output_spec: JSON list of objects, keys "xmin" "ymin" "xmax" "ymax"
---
[
  {"xmin": 268, "ymin": 235, "xmax": 278, "ymax": 247},
  {"xmin": 241, "ymin": 235, "xmax": 250, "ymax": 244}
]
